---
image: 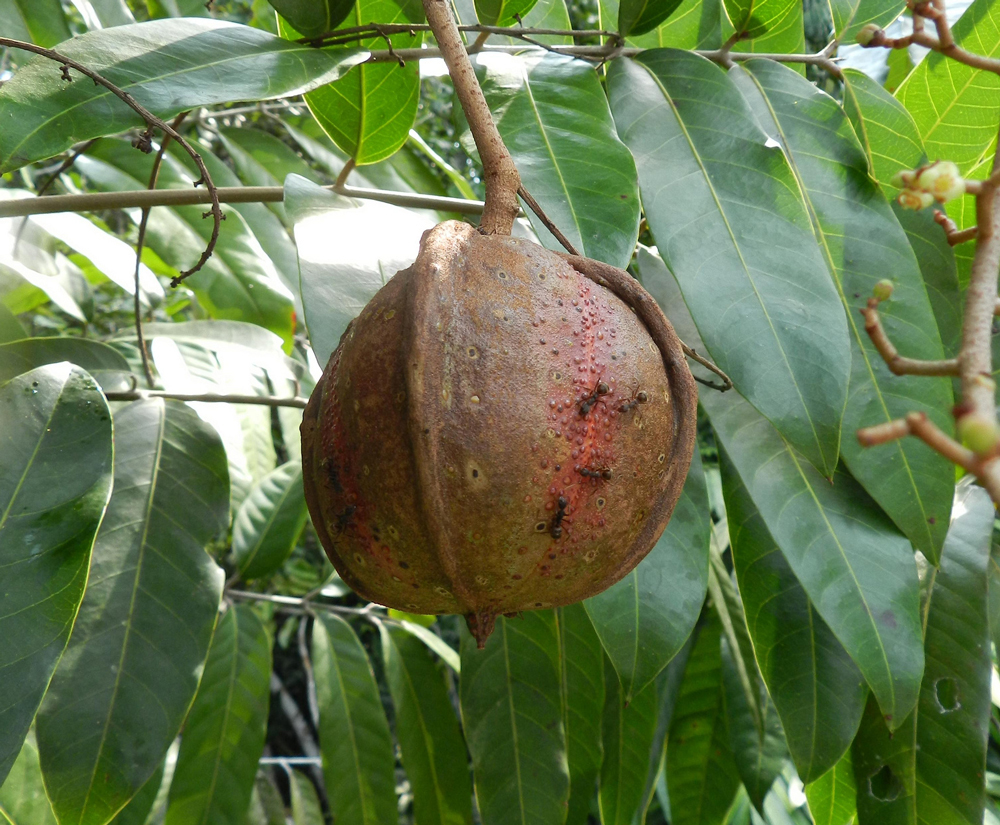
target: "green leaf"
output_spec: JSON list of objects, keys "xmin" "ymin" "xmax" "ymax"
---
[
  {"xmin": 270, "ymin": 0, "xmax": 355, "ymax": 38},
  {"xmin": 557, "ymin": 604, "xmax": 605, "ymax": 825},
  {"xmin": 0, "ymin": 306, "xmax": 26, "ymax": 345},
  {"xmin": 0, "ymin": 364, "xmax": 113, "ymax": 787},
  {"xmin": 282, "ymin": 0, "xmax": 422, "ymax": 166},
  {"xmin": 312, "ymin": 613, "xmax": 396, "ymax": 825},
  {"xmin": 827, "ymin": 0, "xmax": 905, "ymax": 42},
  {"xmin": 246, "ymin": 772, "xmax": 288, "ymax": 825},
  {"xmin": 618, "ymin": 0, "xmax": 684, "ymax": 37},
  {"xmin": 722, "ymin": 454, "xmax": 867, "ymax": 782},
  {"xmin": 475, "ymin": 0, "xmax": 537, "ymax": 27},
  {"xmin": 666, "ymin": 614, "xmax": 741, "ymax": 825},
  {"xmin": 37, "ymin": 399, "xmax": 228, "ymax": 825},
  {"xmin": 108, "ymin": 762, "xmax": 166, "ymax": 825},
  {"xmin": 0, "ymin": 0, "xmax": 71, "ymax": 46},
  {"xmin": 289, "ymin": 770, "xmax": 325, "ymax": 825},
  {"xmin": 852, "ymin": 481, "xmax": 994, "ymax": 825},
  {"xmin": 734, "ymin": 59, "xmax": 954, "ymax": 561},
  {"xmin": 233, "ymin": 461, "xmax": 308, "ymax": 580},
  {"xmin": 0, "ymin": 732, "xmax": 57, "ymax": 825},
  {"xmin": 492, "ymin": 0, "xmax": 571, "ymax": 42},
  {"xmin": 608, "ymin": 50, "xmax": 850, "ymax": 475},
  {"xmin": 164, "ymin": 606, "xmax": 271, "ymax": 825},
  {"xmin": 0, "ymin": 20, "xmax": 366, "ymax": 173},
  {"xmin": 599, "ymin": 671, "xmax": 657, "ymax": 825},
  {"xmin": 0, "ymin": 336, "xmax": 129, "ymax": 387},
  {"xmin": 380, "ymin": 625, "xmax": 474, "ymax": 825},
  {"xmin": 895, "ymin": 0, "xmax": 1000, "ymax": 172},
  {"xmin": 285, "ymin": 174, "xmax": 435, "ymax": 365},
  {"xmin": 477, "ymin": 53, "xmax": 641, "ymax": 270},
  {"xmin": 729, "ymin": 0, "xmax": 803, "ymax": 62},
  {"xmin": 459, "ymin": 612, "xmax": 569, "ymax": 825},
  {"xmin": 805, "ymin": 752, "xmax": 857, "ymax": 825},
  {"xmin": 605, "ymin": 0, "xmax": 723, "ymax": 48},
  {"xmin": 990, "ymin": 542, "xmax": 1000, "ymax": 650},
  {"xmin": 585, "ymin": 448, "xmax": 710, "ymax": 701},
  {"xmin": 723, "ymin": 0, "xmax": 798, "ymax": 40},
  {"xmin": 396, "ymin": 620, "xmax": 462, "ymax": 673}
]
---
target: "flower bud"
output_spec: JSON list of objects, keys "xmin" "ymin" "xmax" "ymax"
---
[
  {"xmin": 872, "ymin": 279, "xmax": 894, "ymax": 301},
  {"xmin": 856, "ymin": 23, "xmax": 882, "ymax": 45},
  {"xmin": 916, "ymin": 161, "xmax": 964, "ymax": 203},
  {"xmin": 897, "ymin": 189, "xmax": 934, "ymax": 211},
  {"xmin": 957, "ymin": 413, "xmax": 1000, "ymax": 457},
  {"xmin": 890, "ymin": 170, "xmax": 916, "ymax": 189}
]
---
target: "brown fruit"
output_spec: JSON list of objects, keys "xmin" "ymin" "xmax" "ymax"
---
[{"xmin": 301, "ymin": 221, "xmax": 697, "ymax": 646}]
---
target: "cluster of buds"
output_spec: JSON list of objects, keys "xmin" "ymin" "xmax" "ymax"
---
[{"xmin": 892, "ymin": 161, "xmax": 965, "ymax": 210}]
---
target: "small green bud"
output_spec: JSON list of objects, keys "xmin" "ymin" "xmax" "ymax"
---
[
  {"xmin": 890, "ymin": 169, "xmax": 916, "ymax": 188},
  {"xmin": 897, "ymin": 188, "xmax": 934, "ymax": 211},
  {"xmin": 916, "ymin": 161, "xmax": 964, "ymax": 203},
  {"xmin": 872, "ymin": 279, "xmax": 894, "ymax": 301},
  {"xmin": 855, "ymin": 23, "xmax": 882, "ymax": 45},
  {"xmin": 957, "ymin": 413, "xmax": 1000, "ymax": 457}
]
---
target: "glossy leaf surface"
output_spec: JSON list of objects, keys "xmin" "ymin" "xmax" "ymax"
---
[
  {"xmin": 0, "ymin": 0, "xmax": 70, "ymax": 45},
  {"xmin": 0, "ymin": 364, "xmax": 113, "ymax": 786},
  {"xmin": 164, "ymin": 606, "xmax": 272, "ymax": 825},
  {"xmin": 0, "ymin": 337, "xmax": 129, "ymax": 386},
  {"xmin": 609, "ymin": 50, "xmax": 850, "ymax": 474},
  {"xmin": 0, "ymin": 20, "xmax": 366, "ymax": 173},
  {"xmin": 233, "ymin": 461, "xmax": 308, "ymax": 580},
  {"xmin": 37, "ymin": 399, "xmax": 228, "ymax": 825}
]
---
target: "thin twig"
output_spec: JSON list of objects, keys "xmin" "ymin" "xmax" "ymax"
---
[
  {"xmin": 0, "ymin": 184, "xmax": 494, "ymax": 218},
  {"xmin": 0, "ymin": 37, "xmax": 223, "ymax": 283},
  {"xmin": 227, "ymin": 588, "xmax": 385, "ymax": 615},
  {"xmin": 681, "ymin": 343, "xmax": 733, "ymax": 391},
  {"xmin": 303, "ymin": 23, "xmax": 618, "ymax": 46},
  {"xmin": 858, "ymin": 411, "xmax": 981, "ymax": 473},
  {"xmin": 517, "ymin": 184, "xmax": 580, "ymax": 255},
  {"xmin": 860, "ymin": 297, "xmax": 960, "ymax": 376},
  {"xmin": 104, "ymin": 389, "xmax": 309, "ymax": 408},
  {"xmin": 934, "ymin": 210, "xmax": 977, "ymax": 246}
]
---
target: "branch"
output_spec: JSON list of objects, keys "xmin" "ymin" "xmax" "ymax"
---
[
  {"xmin": 681, "ymin": 343, "xmax": 733, "ymax": 391},
  {"xmin": 860, "ymin": 297, "xmax": 960, "ymax": 375},
  {"xmin": 305, "ymin": 23, "xmax": 619, "ymax": 46},
  {"xmin": 421, "ymin": 0, "xmax": 521, "ymax": 234},
  {"xmin": 517, "ymin": 184, "xmax": 580, "ymax": 255},
  {"xmin": 0, "ymin": 184, "xmax": 494, "ymax": 218},
  {"xmin": 933, "ymin": 209, "xmax": 977, "ymax": 246},
  {"xmin": 105, "ymin": 389, "xmax": 309, "ymax": 408},
  {"xmin": 0, "ymin": 37, "xmax": 223, "ymax": 282}
]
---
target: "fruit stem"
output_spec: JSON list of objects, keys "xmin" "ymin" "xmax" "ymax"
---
[{"xmin": 421, "ymin": 0, "xmax": 521, "ymax": 235}]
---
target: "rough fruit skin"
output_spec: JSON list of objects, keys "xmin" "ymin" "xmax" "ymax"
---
[{"xmin": 301, "ymin": 221, "xmax": 697, "ymax": 645}]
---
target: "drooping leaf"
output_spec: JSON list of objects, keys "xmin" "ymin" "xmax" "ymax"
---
[
  {"xmin": 475, "ymin": 0, "xmax": 538, "ymax": 27},
  {"xmin": 108, "ymin": 762, "xmax": 166, "ymax": 825},
  {"xmin": 312, "ymin": 613, "xmax": 396, "ymax": 825},
  {"xmin": 608, "ymin": 50, "xmax": 850, "ymax": 475},
  {"xmin": 289, "ymin": 770, "xmax": 325, "ymax": 825},
  {"xmin": 723, "ymin": 0, "xmax": 798, "ymax": 40},
  {"xmin": 618, "ymin": 0, "xmax": 684, "ymax": 38},
  {"xmin": 585, "ymin": 448, "xmax": 710, "ymax": 701},
  {"xmin": 164, "ymin": 605, "xmax": 272, "ymax": 825},
  {"xmin": 666, "ymin": 614, "xmax": 741, "ymax": 825},
  {"xmin": 246, "ymin": 772, "xmax": 288, "ymax": 825},
  {"xmin": 0, "ymin": 732, "xmax": 57, "ymax": 825},
  {"xmin": 0, "ymin": 306, "xmax": 26, "ymax": 345},
  {"xmin": 233, "ymin": 461, "xmax": 308, "ymax": 580},
  {"xmin": 729, "ymin": 0, "xmax": 803, "ymax": 61},
  {"xmin": 895, "ymin": 0, "xmax": 1000, "ymax": 172},
  {"xmin": 599, "ymin": 669, "xmax": 657, "ymax": 825},
  {"xmin": 827, "ymin": 0, "xmax": 905, "ymax": 42},
  {"xmin": 0, "ymin": 20, "xmax": 366, "ymax": 173},
  {"xmin": 557, "ymin": 604, "xmax": 605, "ymax": 825},
  {"xmin": 459, "ymin": 612, "xmax": 569, "ymax": 825},
  {"xmin": 380, "ymin": 625, "xmax": 473, "ymax": 825},
  {"xmin": 734, "ymin": 59, "xmax": 954, "ymax": 561},
  {"xmin": 395, "ymin": 620, "xmax": 462, "ymax": 673},
  {"xmin": 602, "ymin": 0, "xmax": 723, "ymax": 48},
  {"xmin": 477, "ymin": 52, "xmax": 640, "ymax": 270},
  {"xmin": 280, "ymin": 0, "xmax": 422, "ymax": 167},
  {"xmin": 37, "ymin": 399, "xmax": 228, "ymax": 825},
  {"xmin": 0, "ymin": 336, "xmax": 129, "ymax": 386},
  {"xmin": 0, "ymin": 364, "xmax": 113, "ymax": 787},
  {"xmin": 269, "ymin": 0, "xmax": 355, "ymax": 38},
  {"xmin": 852, "ymin": 481, "xmax": 994, "ymax": 825},
  {"xmin": 285, "ymin": 174, "xmax": 435, "ymax": 365},
  {"xmin": 0, "ymin": 0, "xmax": 70, "ymax": 45},
  {"xmin": 805, "ymin": 752, "xmax": 857, "ymax": 825}
]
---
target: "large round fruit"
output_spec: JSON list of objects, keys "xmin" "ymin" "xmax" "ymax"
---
[{"xmin": 301, "ymin": 221, "xmax": 697, "ymax": 645}]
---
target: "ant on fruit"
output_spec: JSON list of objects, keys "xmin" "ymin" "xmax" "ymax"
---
[
  {"xmin": 336, "ymin": 504, "xmax": 356, "ymax": 532},
  {"xmin": 579, "ymin": 378, "xmax": 610, "ymax": 417},
  {"xmin": 619, "ymin": 387, "xmax": 648, "ymax": 414},
  {"xmin": 550, "ymin": 495, "xmax": 568, "ymax": 539},
  {"xmin": 578, "ymin": 466, "xmax": 613, "ymax": 481}
]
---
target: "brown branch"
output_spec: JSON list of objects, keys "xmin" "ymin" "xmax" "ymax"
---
[
  {"xmin": 860, "ymin": 297, "xmax": 960, "ymax": 375},
  {"xmin": 0, "ymin": 37, "xmax": 222, "ymax": 284},
  {"xmin": 421, "ymin": 0, "xmax": 521, "ymax": 235},
  {"xmin": 303, "ymin": 23, "xmax": 619, "ymax": 47},
  {"xmin": 517, "ymin": 184, "xmax": 580, "ymax": 255},
  {"xmin": 681, "ymin": 343, "xmax": 733, "ymax": 391},
  {"xmin": 933, "ymin": 210, "xmax": 977, "ymax": 246},
  {"xmin": 104, "ymin": 389, "xmax": 309, "ymax": 408}
]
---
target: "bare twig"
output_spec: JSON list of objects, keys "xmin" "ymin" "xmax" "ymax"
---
[
  {"xmin": 858, "ymin": 411, "xmax": 987, "ymax": 476},
  {"xmin": 421, "ymin": 0, "xmax": 521, "ymax": 234},
  {"xmin": 680, "ymin": 344, "xmax": 733, "ymax": 391},
  {"xmin": 104, "ymin": 389, "xmax": 309, "ymax": 408},
  {"xmin": 860, "ymin": 297, "xmax": 960, "ymax": 376},
  {"xmin": 934, "ymin": 210, "xmax": 977, "ymax": 246},
  {"xmin": 0, "ymin": 37, "xmax": 223, "ymax": 283},
  {"xmin": 304, "ymin": 23, "xmax": 619, "ymax": 47},
  {"xmin": 517, "ymin": 184, "xmax": 580, "ymax": 255},
  {"xmin": 227, "ymin": 588, "xmax": 384, "ymax": 616}
]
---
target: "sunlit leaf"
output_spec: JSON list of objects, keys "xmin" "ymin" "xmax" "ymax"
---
[
  {"xmin": 37, "ymin": 399, "xmax": 228, "ymax": 825},
  {"xmin": 0, "ymin": 364, "xmax": 113, "ymax": 787},
  {"xmin": 270, "ymin": 0, "xmax": 355, "ymax": 38},
  {"xmin": 475, "ymin": 0, "xmax": 538, "ymax": 27},
  {"xmin": 618, "ymin": 0, "xmax": 684, "ymax": 38},
  {"xmin": 0, "ymin": 336, "xmax": 129, "ymax": 387},
  {"xmin": 828, "ymin": 0, "xmax": 905, "ymax": 42},
  {"xmin": 0, "ymin": 732, "xmax": 57, "ymax": 825},
  {"xmin": 0, "ymin": 0, "xmax": 70, "ymax": 45},
  {"xmin": 805, "ymin": 752, "xmax": 857, "ymax": 825}
]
